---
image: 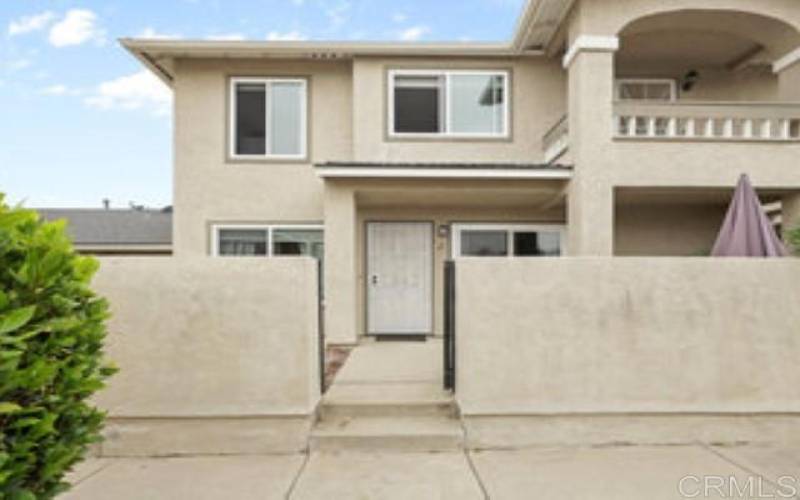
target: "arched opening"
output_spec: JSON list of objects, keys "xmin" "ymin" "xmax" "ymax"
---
[{"xmin": 615, "ymin": 10, "xmax": 800, "ymax": 103}]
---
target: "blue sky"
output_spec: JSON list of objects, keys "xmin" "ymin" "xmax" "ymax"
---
[{"xmin": 1, "ymin": 0, "xmax": 525, "ymax": 208}]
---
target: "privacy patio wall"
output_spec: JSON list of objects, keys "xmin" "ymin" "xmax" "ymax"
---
[
  {"xmin": 456, "ymin": 258, "xmax": 800, "ymax": 446},
  {"xmin": 91, "ymin": 257, "xmax": 320, "ymax": 456}
]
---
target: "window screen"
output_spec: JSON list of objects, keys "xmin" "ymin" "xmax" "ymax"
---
[
  {"xmin": 616, "ymin": 80, "xmax": 675, "ymax": 101},
  {"xmin": 450, "ymin": 74, "xmax": 505, "ymax": 134},
  {"xmin": 218, "ymin": 229, "xmax": 268, "ymax": 256},
  {"xmin": 461, "ymin": 230, "xmax": 508, "ymax": 256}
]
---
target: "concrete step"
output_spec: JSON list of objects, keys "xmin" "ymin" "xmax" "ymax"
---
[
  {"xmin": 321, "ymin": 382, "xmax": 457, "ymax": 418},
  {"xmin": 310, "ymin": 416, "xmax": 464, "ymax": 452}
]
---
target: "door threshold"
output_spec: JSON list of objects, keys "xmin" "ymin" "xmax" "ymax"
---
[{"xmin": 373, "ymin": 334, "xmax": 428, "ymax": 342}]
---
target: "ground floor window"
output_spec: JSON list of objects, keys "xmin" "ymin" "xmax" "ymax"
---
[
  {"xmin": 212, "ymin": 224, "xmax": 323, "ymax": 258},
  {"xmin": 451, "ymin": 223, "xmax": 564, "ymax": 258}
]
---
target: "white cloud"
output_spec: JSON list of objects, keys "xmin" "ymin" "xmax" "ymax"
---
[
  {"xmin": 206, "ymin": 33, "xmax": 245, "ymax": 41},
  {"xmin": 84, "ymin": 70, "xmax": 172, "ymax": 116},
  {"xmin": 137, "ymin": 27, "xmax": 182, "ymax": 40},
  {"xmin": 398, "ymin": 26, "xmax": 430, "ymax": 41},
  {"xmin": 5, "ymin": 59, "xmax": 32, "ymax": 72},
  {"xmin": 392, "ymin": 13, "xmax": 407, "ymax": 24},
  {"xmin": 49, "ymin": 9, "xmax": 103, "ymax": 47},
  {"xmin": 8, "ymin": 11, "xmax": 55, "ymax": 36},
  {"xmin": 266, "ymin": 31, "xmax": 307, "ymax": 41},
  {"xmin": 41, "ymin": 84, "xmax": 69, "ymax": 95},
  {"xmin": 325, "ymin": 1, "xmax": 351, "ymax": 29}
]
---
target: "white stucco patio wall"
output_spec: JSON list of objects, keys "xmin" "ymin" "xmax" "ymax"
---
[
  {"xmin": 456, "ymin": 258, "xmax": 800, "ymax": 447},
  {"xmin": 91, "ymin": 257, "xmax": 321, "ymax": 456}
]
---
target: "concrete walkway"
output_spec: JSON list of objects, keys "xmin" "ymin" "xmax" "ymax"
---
[
  {"xmin": 64, "ymin": 444, "xmax": 800, "ymax": 499},
  {"xmin": 61, "ymin": 342, "xmax": 800, "ymax": 498}
]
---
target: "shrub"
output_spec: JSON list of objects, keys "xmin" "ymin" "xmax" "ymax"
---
[
  {"xmin": 787, "ymin": 227, "xmax": 800, "ymax": 256},
  {"xmin": 0, "ymin": 195, "xmax": 116, "ymax": 499}
]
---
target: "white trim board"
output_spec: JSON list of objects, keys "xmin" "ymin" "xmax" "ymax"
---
[
  {"xmin": 562, "ymin": 35, "xmax": 619, "ymax": 68},
  {"xmin": 315, "ymin": 167, "xmax": 572, "ymax": 180},
  {"xmin": 774, "ymin": 47, "xmax": 800, "ymax": 73}
]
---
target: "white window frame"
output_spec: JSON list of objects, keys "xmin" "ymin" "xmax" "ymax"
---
[
  {"xmin": 211, "ymin": 223, "xmax": 323, "ymax": 257},
  {"xmin": 387, "ymin": 69, "xmax": 510, "ymax": 139},
  {"xmin": 614, "ymin": 78, "xmax": 677, "ymax": 102},
  {"xmin": 229, "ymin": 77, "xmax": 308, "ymax": 160},
  {"xmin": 451, "ymin": 223, "xmax": 566, "ymax": 259}
]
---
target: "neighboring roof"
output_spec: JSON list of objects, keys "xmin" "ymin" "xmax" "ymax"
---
[
  {"xmin": 122, "ymin": 0, "xmax": 574, "ymax": 84},
  {"xmin": 38, "ymin": 209, "xmax": 172, "ymax": 246}
]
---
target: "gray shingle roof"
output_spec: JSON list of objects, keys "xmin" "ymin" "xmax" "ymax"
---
[{"xmin": 37, "ymin": 208, "xmax": 172, "ymax": 246}]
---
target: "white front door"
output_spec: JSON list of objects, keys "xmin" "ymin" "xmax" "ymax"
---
[{"xmin": 367, "ymin": 222, "xmax": 433, "ymax": 335}]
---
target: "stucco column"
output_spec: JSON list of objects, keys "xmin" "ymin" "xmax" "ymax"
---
[
  {"xmin": 323, "ymin": 182, "xmax": 358, "ymax": 345},
  {"xmin": 777, "ymin": 55, "xmax": 800, "ymax": 101},
  {"xmin": 782, "ymin": 193, "xmax": 800, "ymax": 253},
  {"xmin": 565, "ymin": 37, "xmax": 618, "ymax": 256}
]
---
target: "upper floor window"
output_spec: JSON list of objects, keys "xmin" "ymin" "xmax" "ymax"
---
[
  {"xmin": 229, "ymin": 77, "xmax": 307, "ymax": 159},
  {"xmin": 388, "ymin": 70, "xmax": 509, "ymax": 138},
  {"xmin": 615, "ymin": 79, "xmax": 676, "ymax": 102}
]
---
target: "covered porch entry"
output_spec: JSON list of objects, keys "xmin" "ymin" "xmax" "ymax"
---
[{"xmin": 316, "ymin": 162, "xmax": 572, "ymax": 346}]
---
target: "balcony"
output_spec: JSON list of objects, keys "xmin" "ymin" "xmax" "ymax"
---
[{"xmin": 614, "ymin": 102, "xmax": 800, "ymax": 142}]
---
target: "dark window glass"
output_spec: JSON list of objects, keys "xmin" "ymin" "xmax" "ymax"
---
[
  {"xmin": 461, "ymin": 230, "xmax": 507, "ymax": 256},
  {"xmin": 219, "ymin": 229, "xmax": 268, "ymax": 256},
  {"xmin": 235, "ymin": 83, "xmax": 266, "ymax": 155},
  {"xmin": 393, "ymin": 76, "xmax": 441, "ymax": 133},
  {"xmin": 513, "ymin": 231, "xmax": 561, "ymax": 257},
  {"xmin": 273, "ymin": 230, "xmax": 324, "ymax": 259}
]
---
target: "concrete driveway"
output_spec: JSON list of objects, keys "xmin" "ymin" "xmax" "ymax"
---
[{"xmin": 63, "ymin": 444, "xmax": 800, "ymax": 499}]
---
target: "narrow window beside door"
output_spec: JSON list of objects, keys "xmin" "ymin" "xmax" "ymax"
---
[{"xmin": 453, "ymin": 224, "xmax": 564, "ymax": 258}]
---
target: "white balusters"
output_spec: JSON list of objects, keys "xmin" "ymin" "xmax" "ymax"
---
[{"xmin": 613, "ymin": 108, "xmax": 800, "ymax": 141}]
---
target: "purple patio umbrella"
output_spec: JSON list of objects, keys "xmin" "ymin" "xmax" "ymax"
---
[{"xmin": 711, "ymin": 174, "xmax": 788, "ymax": 257}]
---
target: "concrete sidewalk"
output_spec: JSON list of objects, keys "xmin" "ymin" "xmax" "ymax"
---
[{"xmin": 63, "ymin": 444, "xmax": 800, "ymax": 499}]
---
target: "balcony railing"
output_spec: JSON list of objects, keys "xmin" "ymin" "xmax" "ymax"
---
[
  {"xmin": 614, "ymin": 101, "xmax": 800, "ymax": 142},
  {"xmin": 542, "ymin": 113, "xmax": 568, "ymax": 163}
]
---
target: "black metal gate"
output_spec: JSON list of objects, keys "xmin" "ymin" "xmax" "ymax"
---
[
  {"xmin": 317, "ymin": 259, "xmax": 326, "ymax": 394},
  {"xmin": 443, "ymin": 260, "xmax": 456, "ymax": 391}
]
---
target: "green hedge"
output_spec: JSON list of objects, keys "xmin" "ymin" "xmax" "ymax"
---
[{"xmin": 0, "ymin": 196, "xmax": 116, "ymax": 499}]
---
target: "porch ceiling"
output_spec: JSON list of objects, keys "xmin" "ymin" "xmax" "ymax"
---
[{"xmin": 351, "ymin": 178, "xmax": 568, "ymax": 209}]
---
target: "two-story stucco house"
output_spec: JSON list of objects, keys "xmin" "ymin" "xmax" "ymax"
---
[{"xmin": 122, "ymin": 0, "xmax": 800, "ymax": 347}]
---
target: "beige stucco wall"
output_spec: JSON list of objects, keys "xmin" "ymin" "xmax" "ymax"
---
[
  {"xmin": 172, "ymin": 58, "xmax": 352, "ymax": 256},
  {"xmin": 92, "ymin": 257, "xmax": 320, "ymax": 455},
  {"xmin": 614, "ymin": 204, "xmax": 726, "ymax": 256},
  {"xmin": 457, "ymin": 258, "xmax": 800, "ymax": 415}
]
